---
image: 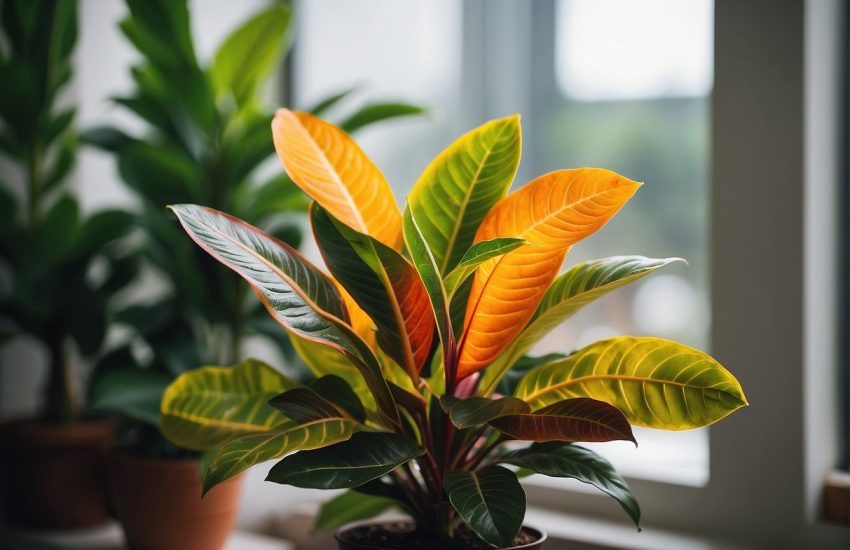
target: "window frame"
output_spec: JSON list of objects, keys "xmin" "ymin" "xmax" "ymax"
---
[{"xmin": 461, "ymin": 0, "xmax": 847, "ymax": 546}]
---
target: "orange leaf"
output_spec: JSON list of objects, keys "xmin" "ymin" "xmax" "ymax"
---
[
  {"xmin": 272, "ymin": 109, "xmax": 402, "ymax": 249},
  {"xmin": 457, "ymin": 168, "xmax": 641, "ymax": 379}
]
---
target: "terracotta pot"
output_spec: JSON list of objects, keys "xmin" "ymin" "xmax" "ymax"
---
[
  {"xmin": 105, "ymin": 449, "xmax": 243, "ymax": 550},
  {"xmin": 335, "ymin": 521, "xmax": 547, "ymax": 550},
  {"xmin": 0, "ymin": 417, "xmax": 116, "ymax": 528}
]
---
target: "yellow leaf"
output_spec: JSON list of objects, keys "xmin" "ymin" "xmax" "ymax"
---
[
  {"xmin": 272, "ymin": 109, "xmax": 402, "ymax": 249},
  {"xmin": 457, "ymin": 169, "xmax": 641, "ymax": 379}
]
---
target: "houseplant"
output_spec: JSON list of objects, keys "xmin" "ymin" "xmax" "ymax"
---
[
  {"xmin": 159, "ymin": 110, "xmax": 747, "ymax": 549},
  {"xmin": 0, "ymin": 0, "xmax": 136, "ymax": 528},
  {"xmin": 82, "ymin": 1, "xmax": 423, "ymax": 548}
]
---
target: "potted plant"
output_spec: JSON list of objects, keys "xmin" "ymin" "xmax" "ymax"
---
[
  {"xmin": 154, "ymin": 109, "xmax": 748, "ymax": 548},
  {"xmin": 0, "ymin": 0, "xmax": 136, "ymax": 528},
  {"xmin": 82, "ymin": 1, "xmax": 424, "ymax": 548}
]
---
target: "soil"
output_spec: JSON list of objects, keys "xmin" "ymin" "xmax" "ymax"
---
[{"xmin": 339, "ymin": 521, "xmax": 540, "ymax": 549}]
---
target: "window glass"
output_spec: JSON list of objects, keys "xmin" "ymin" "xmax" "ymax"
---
[{"xmin": 530, "ymin": 0, "xmax": 714, "ymax": 484}]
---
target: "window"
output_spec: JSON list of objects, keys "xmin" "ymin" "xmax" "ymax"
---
[{"xmin": 291, "ymin": 1, "xmax": 849, "ymax": 546}]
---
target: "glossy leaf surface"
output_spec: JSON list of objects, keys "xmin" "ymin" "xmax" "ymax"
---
[
  {"xmin": 501, "ymin": 442, "xmax": 640, "ymax": 528},
  {"xmin": 267, "ymin": 432, "xmax": 424, "ymax": 489},
  {"xmin": 515, "ymin": 337, "xmax": 748, "ymax": 430},
  {"xmin": 441, "ymin": 396, "xmax": 530, "ymax": 429},
  {"xmin": 481, "ymin": 256, "xmax": 682, "ymax": 395},
  {"xmin": 458, "ymin": 169, "xmax": 641, "ymax": 378},
  {"xmin": 169, "ymin": 204, "xmax": 398, "ymax": 426},
  {"xmin": 160, "ymin": 359, "xmax": 296, "ymax": 450},
  {"xmin": 313, "ymin": 205, "xmax": 434, "ymax": 377},
  {"xmin": 203, "ymin": 416, "xmax": 359, "ymax": 493},
  {"xmin": 442, "ymin": 237, "xmax": 525, "ymax": 297},
  {"xmin": 402, "ymin": 207, "xmax": 457, "ymax": 386},
  {"xmin": 408, "ymin": 115, "xmax": 521, "ymax": 274},
  {"xmin": 489, "ymin": 398, "xmax": 636, "ymax": 444},
  {"xmin": 444, "ymin": 465, "xmax": 525, "ymax": 547},
  {"xmin": 272, "ymin": 108, "xmax": 402, "ymax": 249}
]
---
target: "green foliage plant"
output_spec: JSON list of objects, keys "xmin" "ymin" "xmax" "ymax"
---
[
  {"xmin": 159, "ymin": 110, "xmax": 748, "ymax": 546},
  {"xmin": 0, "ymin": 0, "xmax": 135, "ymax": 424},
  {"xmin": 83, "ymin": 0, "xmax": 425, "ymax": 453}
]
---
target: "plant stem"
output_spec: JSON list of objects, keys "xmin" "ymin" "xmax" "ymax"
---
[
  {"xmin": 28, "ymin": 141, "xmax": 44, "ymax": 228},
  {"xmin": 43, "ymin": 337, "xmax": 79, "ymax": 424},
  {"xmin": 466, "ymin": 434, "xmax": 506, "ymax": 471}
]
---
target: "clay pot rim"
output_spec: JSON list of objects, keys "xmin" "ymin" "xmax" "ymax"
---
[
  {"xmin": 0, "ymin": 416, "xmax": 117, "ymax": 446},
  {"xmin": 335, "ymin": 520, "xmax": 547, "ymax": 549},
  {"xmin": 104, "ymin": 445, "xmax": 204, "ymax": 474}
]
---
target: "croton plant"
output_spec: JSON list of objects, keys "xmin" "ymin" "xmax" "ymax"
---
[{"xmin": 160, "ymin": 110, "xmax": 747, "ymax": 547}]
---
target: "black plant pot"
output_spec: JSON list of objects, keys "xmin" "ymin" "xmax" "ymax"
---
[{"xmin": 335, "ymin": 520, "xmax": 546, "ymax": 550}]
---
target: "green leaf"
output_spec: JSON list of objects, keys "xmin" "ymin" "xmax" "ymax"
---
[
  {"xmin": 402, "ymin": 207, "xmax": 456, "ymax": 387},
  {"xmin": 43, "ymin": 137, "xmax": 76, "ymax": 194},
  {"xmin": 74, "ymin": 209, "xmax": 134, "ymax": 257},
  {"xmin": 495, "ymin": 353, "xmax": 568, "ymax": 397},
  {"xmin": 203, "ymin": 416, "xmax": 359, "ymax": 494},
  {"xmin": 408, "ymin": 115, "xmax": 521, "ymax": 274},
  {"xmin": 340, "ymin": 102, "xmax": 427, "ymax": 134},
  {"xmin": 267, "ymin": 431, "xmax": 424, "ymax": 489},
  {"xmin": 489, "ymin": 398, "xmax": 636, "ymax": 444},
  {"xmin": 444, "ymin": 465, "xmax": 526, "ymax": 547},
  {"xmin": 514, "ymin": 337, "xmax": 748, "ymax": 430},
  {"xmin": 307, "ymin": 87, "xmax": 358, "ymax": 117},
  {"xmin": 501, "ymin": 442, "xmax": 641, "ymax": 529},
  {"xmin": 41, "ymin": 193, "xmax": 79, "ymax": 262},
  {"xmin": 160, "ymin": 359, "xmax": 298, "ymax": 450},
  {"xmin": 79, "ymin": 126, "xmax": 133, "ymax": 153},
  {"xmin": 481, "ymin": 256, "xmax": 683, "ymax": 396},
  {"xmin": 315, "ymin": 490, "xmax": 395, "ymax": 532},
  {"xmin": 443, "ymin": 237, "xmax": 525, "ymax": 297},
  {"xmin": 290, "ymin": 335, "xmax": 376, "ymax": 414},
  {"xmin": 312, "ymin": 205, "xmax": 434, "ymax": 379},
  {"xmin": 269, "ymin": 383, "xmax": 349, "ymax": 423},
  {"xmin": 90, "ymin": 366, "xmax": 171, "ymax": 426},
  {"xmin": 309, "ymin": 375, "xmax": 366, "ymax": 423},
  {"xmin": 45, "ymin": 108, "xmax": 75, "ymax": 145},
  {"xmin": 169, "ymin": 204, "xmax": 400, "ymax": 427},
  {"xmin": 118, "ymin": 142, "xmax": 201, "ymax": 204},
  {"xmin": 441, "ymin": 396, "xmax": 530, "ymax": 429},
  {"xmin": 247, "ymin": 174, "xmax": 310, "ymax": 221},
  {"xmin": 211, "ymin": 3, "xmax": 292, "ymax": 106}
]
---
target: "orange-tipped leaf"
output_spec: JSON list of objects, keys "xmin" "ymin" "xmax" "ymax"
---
[
  {"xmin": 457, "ymin": 168, "xmax": 641, "ymax": 378},
  {"xmin": 272, "ymin": 109, "xmax": 402, "ymax": 249}
]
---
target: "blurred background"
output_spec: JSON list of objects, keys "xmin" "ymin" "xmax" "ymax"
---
[{"xmin": 1, "ymin": 1, "xmax": 847, "ymax": 549}]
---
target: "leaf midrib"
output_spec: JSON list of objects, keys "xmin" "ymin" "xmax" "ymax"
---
[{"xmin": 439, "ymin": 121, "xmax": 514, "ymax": 274}]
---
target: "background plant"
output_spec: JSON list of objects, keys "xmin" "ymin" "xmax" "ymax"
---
[
  {"xmin": 159, "ymin": 110, "xmax": 747, "ymax": 546},
  {"xmin": 82, "ymin": 0, "xmax": 424, "ymax": 454},
  {"xmin": 0, "ymin": 0, "xmax": 135, "ymax": 424}
]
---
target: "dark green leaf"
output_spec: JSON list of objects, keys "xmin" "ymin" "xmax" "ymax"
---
[
  {"xmin": 41, "ymin": 193, "xmax": 78, "ymax": 262},
  {"xmin": 312, "ymin": 205, "xmax": 434, "ymax": 379},
  {"xmin": 169, "ymin": 204, "xmax": 400, "ymax": 427},
  {"xmin": 307, "ymin": 87, "xmax": 358, "ymax": 117},
  {"xmin": 309, "ymin": 375, "xmax": 366, "ymax": 423},
  {"xmin": 267, "ymin": 431, "xmax": 424, "ymax": 489},
  {"xmin": 340, "ymin": 102, "xmax": 426, "ymax": 134},
  {"xmin": 441, "ymin": 395, "xmax": 530, "ymax": 429},
  {"xmin": 79, "ymin": 126, "xmax": 134, "ymax": 153},
  {"xmin": 444, "ymin": 465, "xmax": 525, "ymax": 547},
  {"xmin": 315, "ymin": 490, "xmax": 395, "ymax": 532},
  {"xmin": 90, "ymin": 366, "xmax": 171, "ymax": 426},
  {"xmin": 501, "ymin": 442, "xmax": 641, "ymax": 528}
]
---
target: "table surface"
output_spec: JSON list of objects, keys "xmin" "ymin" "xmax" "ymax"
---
[{"xmin": 0, "ymin": 522, "xmax": 293, "ymax": 550}]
